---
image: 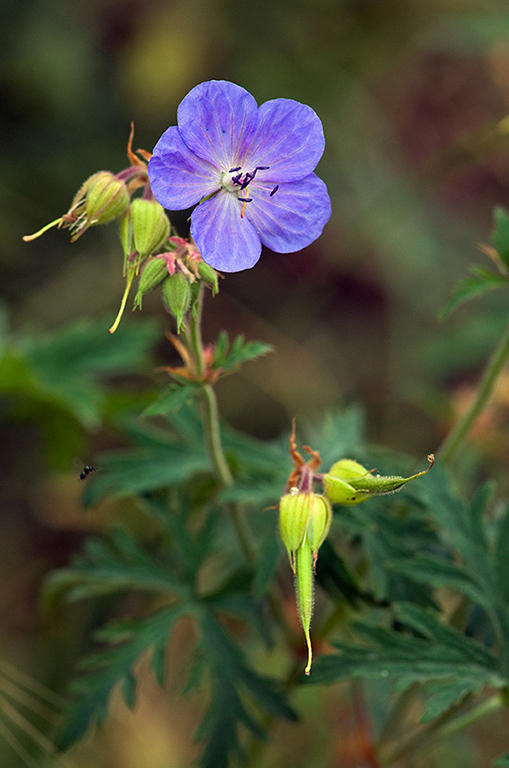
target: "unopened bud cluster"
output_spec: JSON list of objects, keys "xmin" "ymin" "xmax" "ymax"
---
[{"xmin": 23, "ymin": 128, "xmax": 219, "ymax": 334}]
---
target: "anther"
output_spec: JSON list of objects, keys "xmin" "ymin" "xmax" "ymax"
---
[
  {"xmin": 270, "ymin": 185, "xmax": 279, "ymax": 197},
  {"xmin": 229, "ymin": 167, "xmax": 241, "ymax": 172},
  {"xmin": 249, "ymin": 166, "xmax": 270, "ymax": 182}
]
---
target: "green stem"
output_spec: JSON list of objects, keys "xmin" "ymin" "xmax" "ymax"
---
[
  {"xmin": 185, "ymin": 287, "xmax": 256, "ymax": 565},
  {"xmin": 377, "ymin": 682, "xmax": 421, "ymax": 751},
  {"xmin": 438, "ymin": 318, "xmax": 509, "ymax": 464},
  {"xmin": 380, "ymin": 693, "xmax": 503, "ymax": 765}
]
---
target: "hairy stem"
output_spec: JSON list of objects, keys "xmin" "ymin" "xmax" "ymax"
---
[
  {"xmin": 185, "ymin": 287, "xmax": 256, "ymax": 564},
  {"xmin": 438, "ymin": 318, "xmax": 509, "ymax": 464}
]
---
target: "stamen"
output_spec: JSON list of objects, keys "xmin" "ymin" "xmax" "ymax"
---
[
  {"xmin": 248, "ymin": 166, "xmax": 270, "ymax": 183},
  {"xmin": 270, "ymin": 185, "xmax": 279, "ymax": 197},
  {"xmin": 239, "ymin": 186, "xmax": 252, "ymax": 218},
  {"xmin": 240, "ymin": 175, "xmax": 252, "ymax": 190},
  {"xmin": 231, "ymin": 173, "xmax": 242, "ymax": 185},
  {"xmin": 229, "ymin": 166, "xmax": 241, "ymax": 172}
]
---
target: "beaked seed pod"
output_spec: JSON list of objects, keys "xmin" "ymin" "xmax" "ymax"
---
[
  {"xmin": 323, "ymin": 456, "xmax": 434, "ymax": 505},
  {"xmin": 279, "ymin": 491, "xmax": 332, "ymax": 675}
]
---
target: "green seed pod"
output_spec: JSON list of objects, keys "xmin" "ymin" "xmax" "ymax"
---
[
  {"xmin": 323, "ymin": 455, "xmax": 434, "ymax": 505},
  {"xmin": 279, "ymin": 491, "xmax": 333, "ymax": 676},
  {"xmin": 295, "ymin": 541, "xmax": 314, "ymax": 676},
  {"xmin": 130, "ymin": 198, "xmax": 170, "ymax": 257},
  {"xmin": 162, "ymin": 272, "xmax": 191, "ymax": 332}
]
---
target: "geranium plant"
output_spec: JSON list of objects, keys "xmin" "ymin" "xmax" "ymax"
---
[{"xmin": 22, "ymin": 79, "xmax": 509, "ymax": 768}]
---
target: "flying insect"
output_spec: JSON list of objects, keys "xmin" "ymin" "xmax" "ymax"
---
[{"xmin": 79, "ymin": 465, "xmax": 97, "ymax": 480}]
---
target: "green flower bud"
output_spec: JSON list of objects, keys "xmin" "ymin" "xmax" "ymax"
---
[
  {"xmin": 279, "ymin": 491, "xmax": 311, "ymax": 568},
  {"xmin": 130, "ymin": 198, "xmax": 170, "ymax": 257},
  {"xmin": 323, "ymin": 455, "xmax": 434, "ymax": 506},
  {"xmin": 162, "ymin": 272, "xmax": 191, "ymax": 332},
  {"xmin": 197, "ymin": 261, "xmax": 219, "ymax": 294},
  {"xmin": 134, "ymin": 256, "xmax": 170, "ymax": 309},
  {"xmin": 84, "ymin": 171, "xmax": 130, "ymax": 228},
  {"xmin": 279, "ymin": 491, "xmax": 332, "ymax": 675}
]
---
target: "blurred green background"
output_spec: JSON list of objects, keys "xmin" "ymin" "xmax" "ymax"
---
[{"xmin": 4, "ymin": 0, "xmax": 509, "ymax": 765}]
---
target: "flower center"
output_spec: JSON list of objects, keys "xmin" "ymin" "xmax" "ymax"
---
[{"xmin": 220, "ymin": 166, "xmax": 270, "ymax": 195}]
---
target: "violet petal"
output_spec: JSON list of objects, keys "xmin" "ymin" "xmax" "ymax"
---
[
  {"xmin": 240, "ymin": 99, "xmax": 325, "ymax": 183},
  {"xmin": 190, "ymin": 192, "xmax": 262, "ymax": 272},
  {"xmin": 246, "ymin": 174, "xmax": 331, "ymax": 253},
  {"xmin": 177, "ymin": 80, "xmax": 258, "ymax": 170},
  {"xmin": 148, "ymin": 126, "xmax": 219, "ymax": 210}
]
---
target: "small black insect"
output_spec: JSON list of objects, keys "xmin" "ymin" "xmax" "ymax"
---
[{"xmin": 79, "ymin": 465, "xmax": 97, "ymax": 480}]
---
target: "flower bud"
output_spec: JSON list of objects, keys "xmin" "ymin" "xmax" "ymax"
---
[
  {"xmin": 130, "ymin": 198, "xmax": 170, "ymax": 257},
  {"xmin": 23, "ymin": 171, "xmax": 130, "ymax": 243},
  {"xmin": 323, "ymin": 455, "xmax": 434, "ymax": 505},
  {"xmin": 279, "ymin": 492, "xmax": 331, "ymax": 571},
  {"xmin": 197, "ymin": 261, "xmax": 219, "ymax": 295},
  {"xmin": 133, "ymin": 256, "xmax": 170, "ymax": 309},
  {"xmin": 162, "ymin": 272, "xmax": 192, "ymax": 332},
  {"xmin": 84, "ymin": 171, "xmax": 130, "ymax": 228}
]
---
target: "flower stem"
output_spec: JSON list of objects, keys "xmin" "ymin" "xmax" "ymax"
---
[
  {"xmin": 185, "ymin": 286, "xmax": 256, "ymax": 565},
  {"xmin": 438, "ymin": 318, "xmax": 509, "ymax": 464}
]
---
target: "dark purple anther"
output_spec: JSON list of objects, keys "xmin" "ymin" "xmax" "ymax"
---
[
  {"xmin": 229, "ymin": 166, "xmax": 241, "ymax": 173},
  {"xmin": 270, "ymin": 185, "xmax": 279, "ymax": 197},
  {"xmin": 231, "ymin": 173, "xmax": 242, "ymax": 185},
  {"xmin": 239, "ymin": 197, "xmax": 253, "ymax": 203},
  {"xmin": 249, "ymin": 166, "xmax": 270, "ymax": 182}
]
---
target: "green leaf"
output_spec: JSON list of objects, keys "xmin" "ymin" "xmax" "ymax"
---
[
  {"xmin": 212, "ymin": 332, "xmax": 273, "ymax": 375},
  {"xmin": 56, "ymin": 603, "xmax": 186, "ymax": 750},
  {"xmin": 315, "ymin": 539, "xmax": 366, "ymax": 608},
  {"xmin": 141, "ymin": 382, "xmax": 200, "ymax": 417},
  {"xmin": 310, "ymin": 602, "xmax": 499, "ymax": 688},
  {"xmin": 339, "ymin": 496, "xmax": 437, "ymax": 605},
  {"xmin": 252, "ymin": 529, "xmax": 282, "ymax": 600},
  {"xmin": 494, "ymin": 753, "xmax": 509, "ymax": 767},
  {"xmin": 395, "ymin": 603, "xmax": 497, "ymax": 669},
  {"xmin": 439, "ymin": 268, "xmax": 508, "ymax": 319},
  {"xmin": 491, "ymin": 206, "xmax": 509, "ymax": 268},
  {"xmin": 420, "ymin": 677, "xmax": 485, "ymax": 723},
  {"xmin": 196, "ymin": 611, "xmax": 296, "ymax": 768},
  {"xmin": 82, "ymin": 440, "xmax": 209, "ymax": 504},
  {"xmin": 422, "ymin": 467, "xmax": 496, "ymax": 598},
  {"xmin": 494, "ymin": 504, "xmax": 509, "ymax": 602},
  {"xmin": 21, "ymin": 317, "xmax": 159, "ymax": 427},
  {"xmin": 44, "ymin": 527, "xmax": 188, "ymax": 609},
  {"xmin": 388, "ymin": 554, "xmax": 487, "ymax": 606},
  {"xmin": 304, "ymin": 406, "xmax": 365, "ymax": 471}
]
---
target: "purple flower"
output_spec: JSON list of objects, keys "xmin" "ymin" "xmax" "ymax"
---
[{"xmin": 148, "ymin": 80, "xmax": 331, "ymax": 272}]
